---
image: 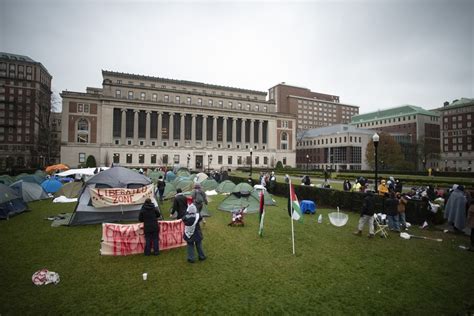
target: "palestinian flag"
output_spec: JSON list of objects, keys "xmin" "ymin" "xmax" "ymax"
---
[
  {"xmin": 289, "ymin": 180, "xmax": 302, "ymax": 221},
  {"xmin": 258, "ymin": 191, "xmax": 265, "ymax": 237}
]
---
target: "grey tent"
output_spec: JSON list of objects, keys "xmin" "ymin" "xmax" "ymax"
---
[
  {"xmin": 148, "ymin": 170, "xmax": 165, "ymax": 183},
  {"xmin": 15, "ymin": 174, "xmax": 43, "ymax": 185},
  {"xmin": 216, "ymin": 180, "xmax": 236, "ymax": 193},
  {"xmin": 69, "ymin": 167, "xmax": 155, "ymax": 225},
  {"xmin": 54, "ymin": 181, "xmax": 84, "ymax": 198},
  {"xmin": 10, "ymin": 180, "xmax": 49, "ymax": 202},
  {"xmin": 174, "ymin": 179, "xmax": 194, "ymax": 192},
  {"xmin": 0, "ymin": 183, "xmax": 28, "ymax": 219}
]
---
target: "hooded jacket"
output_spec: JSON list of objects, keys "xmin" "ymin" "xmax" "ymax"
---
[{"xmin": 139, "ymin": 201, "xmax": 161, "ymax": 233}]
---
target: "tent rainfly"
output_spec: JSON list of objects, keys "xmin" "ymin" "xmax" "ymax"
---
[
  {"xmin": 0, "ymin": 183, "xmax": 28, "ymax": 219},
  {"xmin": 10, "ymin": 180, "xmax": 49, "ymax": 202}
]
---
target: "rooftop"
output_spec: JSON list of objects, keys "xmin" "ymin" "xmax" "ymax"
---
[
  {"xmin": 437, "ymin": 98, "xmax": 474, "ymax": 111},
  {"xmin": 0, "ymin": 52, "xmax": 36, "ymax": 63},
  {"xmin": 350, "ymin": 105, "xmax": 439, "ymax": 124},
  {"xmin": 298, "ymin": 124, "xmax": 374, "ymax": 139},
  {"xmin": 102, "ymin": 70, "xmax": 268, "ymax": 96}
]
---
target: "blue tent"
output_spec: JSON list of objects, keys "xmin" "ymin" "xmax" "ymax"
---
[
  {"xmin": 165, "ymin": 170, "xmax": 176, "ymax": 182},
  {"xmin": 41, "ymin": 178, "xmax": 63, "ymax": 193},
  {"xmin": 0, "ymin": 183, "xmax": 28, "ymax": 219}
]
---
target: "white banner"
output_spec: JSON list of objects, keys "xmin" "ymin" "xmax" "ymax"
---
[{"xmin": 90, "ymin": 184, "xmax": 154, "ymax": 208}]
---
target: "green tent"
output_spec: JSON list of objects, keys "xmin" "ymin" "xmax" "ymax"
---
[
  {"xmin": 148, "ymin": 170, "xmax": 165, "ymax": 182},
  {"xmin": 0, "ymin": 175, "xmax": 14, "ymax": 186},
  {"xmin": 175, "ymin": 179, "xmax": 194, "ymax": 192},
  {"xmin": 34, "ymin": 170, "xmax": 47, "ymax": 178},
  {"xmin": 176, "ymin": 168, "xmax": 191, "ymax": 178},
  {"xmin": 232, "ymin": 182, "xmax": 253, "ymax": 194},
  {"xmin": 161, "ymin": 182, "xmax": 177, "ymax": 200},
  {"xmin": 216, "ymin": 180, "xmax": 236, "ymax": 193},
  {"xmin": 218, "ymin": 192, "xmax": 260, "ymax": 213},
  {"xmin": 201, "ymin": 179, "xmax": 218, "ymax": 191},
  {"xmin": 251, "ymin": 190, "xmax": 276, "ymax": 206},
  {"xmin": 54, "ymin": 181, "xmax": 84, "ymax": 198}
]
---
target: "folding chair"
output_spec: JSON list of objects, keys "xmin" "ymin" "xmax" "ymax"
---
[{"xmin": 373, "ymin": 213, "xmax": 389, "ymax": 238}]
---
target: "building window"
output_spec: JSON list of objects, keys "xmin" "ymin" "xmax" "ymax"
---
[
  {"xmin": 237, "ymin": 156, "xmax": 242, "ymax": 165},
  {"xmin": 218, "ymin": 155, "xmax": 223, "ymax": 164},
  {"xmin": 219, "ymin": 100, "xmax": 223, "ymax": 107},
  {"xmin": 84, "ymin": 104, "xmax": 89, "ymax": 113},
  {"xmin": 228, "ymin": 156, "xmax": 233, "ymax": 165},
  {"xmin": 198, "ymin": 98, "xmax": 202, "ymax": 106},
  {"xmin": 151, "ymin": 154, "xmax": 157, "ymax": 164},
  {"xmin": 115, "ymin": 90, "xmax": 121, "ymax": 98},
  {"xmin": 255, "ymin": 105, "xmax": 259, "ymax": 111},
  {"xmin": 238, "ymin": 103, "xmax": 242, "ymax": 109},
  {"xmin": 139, "ymin": 154, "xmax": 145, "ymax": 164},
  {"xmin": 152, "ymin": 93, "xmax": 157, "ymax": 101},
  {"xmin": 79, "ymin": 153, "xmax": 86, "ymax": 163},
  {"xmin": 187, "ymin": 97, "xmax": 192, "ymax": 105},
  {"xmin": 140, "ymin": 92, "xmax": 146, "ymax": 100},
  {"xmin": 229, "ymin": 102, "xmax": 233, "ymax": 108},
  {"xmin": 76, "ymin": 118, "xmax": 89, "ymax": 143},
  {"xmin": 280, "ymin": 132, "xmax": 288, "ymax": 150},
  {"xmin": 126, "ymin": 154, "xmax": 132, "ymax": 163},
  {"xmin": 174, "ymin": 154, "xmax": 180, "ymax": 163},
  {"xmin": 263, "ymin": 106, "xmax": 267, "ymax": 112},
  {"xmin": 113, "ymin": 153, "xmax": 120, "ymax": 163},
  {"xmin": 78, "ymin": 103, "xmax": 84, "ymax": 112},
  {"xmin": 128, "ymin": 91, "xmax": 134, "ymax": 99},
  {"xmin": 208, "ymin": 100, "xmax": 213, "ymax": 106},
  {"xmin": 175, "ymin": 96, "xmax": 180, "ymax": 104},
  {"xmin": 164, "ymin": 95, "xmax": 169, "ymax": 102},
  {"xmin": 162, "ymin": 154, "xmax": 168, "ymax": 164}
]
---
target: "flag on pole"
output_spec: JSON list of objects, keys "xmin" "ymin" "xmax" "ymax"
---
[
  {"xmin": 258, "ymin": 191, "xmax": 265, "ymax": 237},
  {"xmin": 289, "ymin": 180, "xmax": 303, "ymax": 221}
]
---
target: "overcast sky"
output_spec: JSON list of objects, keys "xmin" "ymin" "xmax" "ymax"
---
[{"xmin": 1, "ymin": 0, "xmax": 473, "ymax": 113}]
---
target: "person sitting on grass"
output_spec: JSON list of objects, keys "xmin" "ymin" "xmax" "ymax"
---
[
  {"xmin": 353, "ymin": 191, "xmax": 376, "ymax": 238},
  {"xmin": 183, "ymin": 203, "xmax": 206, "ymax": 263},
  {"xmin": 139, "ymin": 198, "xmax": 162, "ymax": 256}
]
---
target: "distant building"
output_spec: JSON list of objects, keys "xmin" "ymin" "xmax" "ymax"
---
[
  {"xmin": 49, "ymin": 112, "xmax": 62, "ymax": 165},
  {"xmin": 0, "ymin": 52, "xmax": 52, "ymax": 170},
  {"xmin": 60, "ymin": 71, "xmax": 296, "ymax": 169},
  {"xmin": 268, "ymin": 83, "xmax": 359, "ymax": 131},
  {"xmin": 437, "ymin": 98, "xmax": 474, "ymax": 171},
  {"xmin": 350, "ymin": 105, "xmax": 441, "ymax": 171},
  {"xmin": 296, "ymin": 124, "xmax": 374, "ymax": 171}
]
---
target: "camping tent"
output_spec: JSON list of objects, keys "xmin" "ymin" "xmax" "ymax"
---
[
  {"xmin": 148, "ymin": 170, "xmax": 165, "ymax": 182},
  {"xmin": 201, "ymin": 179, "xmax": 218, "ymax": 191},
  {"xmin": 176, "ymin": 168, "xmax": 191, "ymax": 178},
  {"xmin": 69, "ymin": 167, "xmax": 155, "ymax": 225},
  {"xmin": 218, "ymin": 191, "xmax": 260, "ymax": 213},
  {"xmin": 54, "ymin": 181, "xmax": 84, "ymax": 198},
  {"xmin": 15, "ymin": 173, "xmax": 44, "ymax": 185},
  {"xmin": 161, "ymin": 182, "xmax": 177, "ymax": 200},
  {"xmin": 0, "ymin": 175, "xmax": 14, "ymax": 186},
  {"xmin": 194, "ymin": 172, "xmax": 208, "ymax": 183},
  {"xmin": 174, "ymin": 178, "xmax": 194, "ymax": 192},
  {"xmin": 232, "ymin": 182, "xmax": 253, "ymax": 194},
  {"xmin": 250, "ymin": 190, "xmax": 276, "ymax": 206},
  {"xmin": 10, "ymin": 180, "xmax": 49, "ymax": 202},
  {"xmin": 165, "ymin": 170, "xmax": 176, "ymax": 182},
  {"xmin": 216, "ymin": 180, "xmax": 236, "ymax": 193},
  {"xmin": 0, "ymin": 183, "xmax": 28, "ymax": 219},
  {"xmin": 41, "ymin": 178, "xmax": 63, "ymax": 193}
]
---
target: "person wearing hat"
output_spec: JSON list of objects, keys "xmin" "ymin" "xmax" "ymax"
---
[
  {"xmin": 192, "ymin": 182, "xmax": 208, "ymax": 222},
  {"xmin": 268, "ymin": 171, "xmax": 277, "ymax": 194},
  {"xmin": 139, "ymin": 198, "xmax": 162, "ymax": 256},
  {"xmin": 183, "ymin": 203, "xmax": 206, "ymax": 263},
  {"xmin": 378, "ymin": 179, "xmax": 389, "ymax": 196}
]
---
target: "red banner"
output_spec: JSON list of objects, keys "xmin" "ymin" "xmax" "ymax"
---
[{"xmin": 100, "ymin": 220, "xmax": 186, "ymax": 256}]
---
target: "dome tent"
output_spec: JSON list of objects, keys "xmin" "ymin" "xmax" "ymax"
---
[
  {"xmin": 0, "ymin": 183, "xmax": 28, "ymax": 219},
  {"xmin": 54, "ymin": 181, "xmax": 84, "ymax": 199},
  {"xmin": 216, "ymin": 180, "xmax": 236, "ymax": 194},
  {"xmin": 10, "ymin": 180, "xmax": 49, "ymax": 202},
  {"xmin": 41, "ymin": 178, "xmax": 63, "ymax": 193}
]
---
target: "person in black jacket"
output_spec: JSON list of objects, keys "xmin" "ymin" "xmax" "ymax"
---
[
  {"xmin": 157, "ymin": 176, "xmax": 166, "ymax": 202},
  {"xmin": 385, "ymin": 192, "xmax": 400, "ymax": 232},
  {"xmin": 139, "ymin": 198, "xmax": 162, "ymax": 256},
  {"xmin": 353, "ymin": 191, "xmax": 376, "ymax": 238},
  {"xmin": 183, "ymin": 203, "xmax": 206, "ymax": 263},
  {"xmin": 171, "ymin": 188, "xmax": 187, "ymax": 219}
]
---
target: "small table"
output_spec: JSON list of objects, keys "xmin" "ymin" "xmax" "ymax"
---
[{"xmin": 300, "ymin": 200, "xmax": 316, "ymax": 214}]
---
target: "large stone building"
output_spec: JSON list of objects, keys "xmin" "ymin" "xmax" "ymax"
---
[
  {"xmin": 297, "ymin": 124, "xmax": 374, "ymax": 171},
  {"xmin": 0, "ymin": 52, "xmax": 52, "ymax": 170},
  {"xmin": 60, "ymin": 71, "xmax": 296, "ymax": 170},
  {"xmin": 350, "ymin": 105, "xmax": 441, "ymax": 171},
  {"xmin": 437, "ymin": 98, "xmax": 474, "ymax": 171},
  {"xmin": 268, "ymin": 83, "xmax": 359, "ymax": 131},
  {"xmin": 49, "ymin": 111, "xmax": 62, "ymax": 165}
]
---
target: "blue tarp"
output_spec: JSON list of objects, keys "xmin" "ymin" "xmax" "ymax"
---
[{"xmin": 41, "ymin": 179, "xmax": 63, "ymax": 193}]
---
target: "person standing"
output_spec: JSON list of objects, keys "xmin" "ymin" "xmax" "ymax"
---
[
  {"xmin": 268, "ymin": 171, "xmax": 277, "ymax": 194},
  {"xmin": 192, "ymin": 183, "xmax": 208, "ymax": 221},
  {"xmin": 385, "ymin": 192, "xmax": 400, "ymax": 232},
  {"xmin": 171, "ymin": 188, "xmax": 187, "ymax": 220},
  {"xmin": 139, "ymin": 198, "xmax": 162, "ymax": 256},
  {"xmin": 343, "ymin": 180, "xmax": 351, "ymax": 191},
  {"xmin": 378, "ymin": 179, "xmax": 389, "ymax": 196},
  {"xmin": 353, "ymin": 191, "xmax": 376, "ymax": 238},
  {"xmin": 157, "ymin": 176, "xmax": 166, "ymax": 202},
  {"xmin": 444, "ymin": 185, "xmax": 468, "ymax": 232},
  {"xmin": 397, "ymin": 193, "xmax": 408, "ymax": 230},
  {"xmin": 183, "ymin": 203, "xmax": 206, "ymax": 263}
]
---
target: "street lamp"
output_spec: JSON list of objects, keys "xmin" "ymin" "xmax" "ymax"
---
[
  {"xmin": 187, "ymin": 154, "xmax": 191, "ymax": 170},
  {"xmin": 208, "ymin": 154, "xmax": 212, "ymax": 173},
  {"xmin": 250, "ymin": 148, "xmax": 253, "ymax": 179},
  {"xmin": 445, "ymin": 159, "xmax": 448, "ymax": 172},
  {"xmin": 373, "ymin": 133, "xmax": 380, "ymax": 192},
  {"xmin": 306, "ymin": 154, "xmax": 309, "ymax": 171}
]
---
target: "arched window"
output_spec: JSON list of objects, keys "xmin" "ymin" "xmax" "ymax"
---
[
  {"xmin": 280, "ymin": 132, "xmax": 288, "ymax": 150},
  {"xmin": 77, "ymin": 118, "xmax": 89, "ymax": 143}
]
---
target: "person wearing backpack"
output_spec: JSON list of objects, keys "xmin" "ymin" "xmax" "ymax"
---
[
  {"xmin": 192, "ymin": 183, "xmax": 208, "ymax": 222},
  {"xmin": 183, "ymin": 203, "xmax": 206, "ymax": 263}
]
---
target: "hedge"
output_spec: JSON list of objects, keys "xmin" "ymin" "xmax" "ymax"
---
[{"xmin": 229, "ymin": 175, "xmax": 444, "ymax": 225}]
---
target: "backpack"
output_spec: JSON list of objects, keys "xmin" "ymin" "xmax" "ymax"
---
[{"xmin": 193, "ymin": 191, "xmax": 205, "ymax": 205}]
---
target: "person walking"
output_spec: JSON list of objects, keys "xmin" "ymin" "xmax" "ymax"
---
[
  {"xmin": 139, "ymin": 198, "xmax": 162, "ymax": 256},
  {"xmin": 171, "ymin": 188, "xmax": 188, "ymax": 219},
  {"xmin": 192, "ymin": 183, "xmax": 208, "ymax": 222},
  {"xmin": 157, "ymin": 176, "xmax": 166, "ymax": 202},
  {"xmin": 183, "ymin": 203, "xmax": 206, "ymax": 263},
  {"xmin": 353, "ymin": 191, "xmax": 376, "ymax": 238}
]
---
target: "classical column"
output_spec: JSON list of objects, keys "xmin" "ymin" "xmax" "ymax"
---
[
  {"xmin": 133, "ymin": 110, "xmax": 139, "ymax": 145},
  {"xmin": 121, "ymin": 108, "xmax": 127, "ymax": 145},
  {"xmin": 241, "ymin": 118, "xmax": 246, "ymax": 146},
  {"xmin": 169, "ymin": 113, "xmax": 174, "ymax": 142},
  {"xmin": 258, "ymin": 120, "xmax": 263, "ymax": 148},
  {"xmin": 222, "ymin": 117, "xmax": 227, "ymax": 148},
  {"xmin": 191, "ymin": 114, "xmax": 196, "ymax": 147},
  {"xmin": 157, "ymin": 111, "xmax": 162, "ymax": 145},
  {"xmin": 232, "ymin": 117, "xmax": 237, "ymax": 148},
  {"xmin": 180, "ymin": 113, "xmax": 185, "ymax": 144},
  {"xmin": 202, "ymin": 115, "xmax": 207, "ymax": 147},
  {"xmin": 250, "ymin": 119, "xmax": 255, "ymax": 148},
  {"xmin": 145, "ymin": 110, "xmax": 151, "ymax": 145},
  {"xmin": 213, "ymin": 116, "xmax": 218, "ymax": 147}
]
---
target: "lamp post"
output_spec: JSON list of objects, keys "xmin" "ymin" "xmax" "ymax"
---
[
  {"xmin": 422, "ymin": 158, "xmax": 426, "ymax": 171},
  {"xmin": 306, "ymin": 154, "xmax": 309, "ymax": 171},
  {"xmin": 445, "ymin": 159, "xmax": 448, "ymax": 172},
  {"xmin": 373, "ymin": 133, "xmax": 379, "ymax": 192},
  {"xmin": 208, "ymin": 154, "xmax": 212, "ymax": 173},
  {"xmin": 249, "ymin": 148, "xmax": 253, "ymax": 179},
  {"xmin": 187, "ymin": 154, "xmax": 191, "ymax": 170}
]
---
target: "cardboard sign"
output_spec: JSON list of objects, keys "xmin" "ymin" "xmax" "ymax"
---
[
  {"xmin": 100, "ymin": 220, "xmax": 186, "ymax": 256},
  {"xmin": 90, "ymin": 184, "xmax": 154, "ymax": 208}
]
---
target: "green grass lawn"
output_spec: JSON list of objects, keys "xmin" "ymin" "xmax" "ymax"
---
[{"xmin": 1, "ymin": 195, "xmax": 473, "ymax": 314}]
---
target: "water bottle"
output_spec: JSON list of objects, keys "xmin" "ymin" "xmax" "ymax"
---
[{"xmin": 318, "ymin": 214, "xmax": 322, "ymax": 223}]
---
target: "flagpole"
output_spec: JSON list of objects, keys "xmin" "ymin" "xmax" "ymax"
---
[{"xmin": 287, "ymin": 175, "xmax": 295, "ymax": 255}]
